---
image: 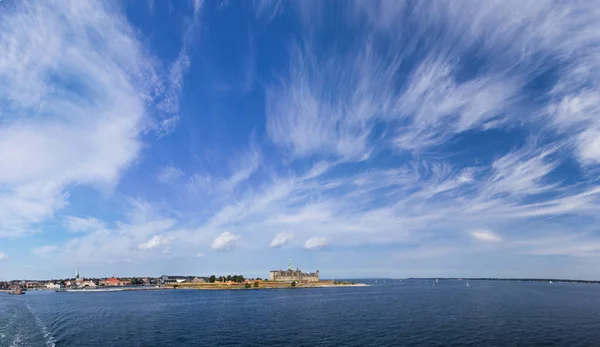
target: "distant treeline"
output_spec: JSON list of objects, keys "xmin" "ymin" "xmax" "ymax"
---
[{"xmin": 207, "ymin": 275, "xmax": 263, "ymax": 283}]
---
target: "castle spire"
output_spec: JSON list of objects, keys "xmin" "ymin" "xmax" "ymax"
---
[{"xmin": 75, "ymin": 268, "xmax": 79, "ymax": 279}]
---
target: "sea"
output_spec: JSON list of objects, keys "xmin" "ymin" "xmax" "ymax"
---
[{"xmin": 1, "ymin": 279, "xmax": 600, "ymax": 347}]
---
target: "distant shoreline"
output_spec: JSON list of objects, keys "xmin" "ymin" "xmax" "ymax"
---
[
  {"xmin": 407, "ymin": 278, "xmax": 600, "ymax": 284},
  {"xmin": 48, "ymin": 282, "xmax": 370, "ymax": 293}
]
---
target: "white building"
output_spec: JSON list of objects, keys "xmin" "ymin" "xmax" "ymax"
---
[{"xmin": 46, "ymin": 282, "xmax": 61, "ymax": 290}]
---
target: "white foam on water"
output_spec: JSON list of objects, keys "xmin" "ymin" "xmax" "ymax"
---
[
  {"xmin": 9, "ymin": 330, "xmax": 22, "ymax": 347},
  {"xmin": 25, "ymin": 302, "xmax": 56, "ymax": 347}
]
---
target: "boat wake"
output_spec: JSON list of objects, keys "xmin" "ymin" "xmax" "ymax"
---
[
  {"xmin": 9, "ymin": 330, "xmax": 23, "ymax": 347},
  {"xmin": 25, "ymin": 303, "xmax": 56, "ymax": 347}
]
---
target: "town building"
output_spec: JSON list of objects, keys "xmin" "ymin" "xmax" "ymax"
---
[
  {"xmin": 46, "ymin": 282, "xmax": 61, "ymax": 290},
  {"xmin": 269, "ymin": 260, "xmax": 319, "ymax": 282},
  {"xmin": 82, "ymin": 280, "xmax": 97, "ymax": 288},
  {"xmin": 101, "ymin": 277, "xmax": 123, "ymax": 286},
  {"xmin": 159, "ymin": 275, "xmax": 187, "ymax": 284}
]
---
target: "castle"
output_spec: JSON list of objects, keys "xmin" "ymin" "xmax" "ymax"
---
[{"xmin": 269, "ymin": 260, "xmax": 319, "ymax": 282}]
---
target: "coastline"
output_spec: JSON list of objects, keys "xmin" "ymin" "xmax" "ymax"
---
[
  {"xmin": 164, "ymin": 281, "xmax": 370, "ymax": 290},
  {"xmin": 45, "ymin": 282, "xmax": 370, "ymax": 293}
]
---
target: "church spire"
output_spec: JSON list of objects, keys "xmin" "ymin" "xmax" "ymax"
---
[{"xmin": 76, "ymin": 268, "xmax": 80, "ymax": 279}]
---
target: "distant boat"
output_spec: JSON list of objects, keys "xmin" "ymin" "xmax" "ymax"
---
[
  {"xmin": 8, "ymin": 288, "xmax": 24, "ymax": 295},
  {"xmin": 549, "ymin": 281, "xmax": 553, "ymax": 284},
  {"xmin": 436, "ymin": 278, "xmax": 439, "ymax": 284},
  {"xmin": 465, "ymin": 281, "xmax": 470, "ymax": 288}
]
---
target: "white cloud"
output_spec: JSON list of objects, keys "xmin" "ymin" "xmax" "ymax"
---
[
  {"xmin": 158, "ymin": 165, "xmax": 185, "ymax": 184},
  {"xmin": 576, "ymin": 129, "xmax": 600, "ymax": 164},
  {"xmin": 0, "ymin": 252, "xmax": 7, "ymax": 261},
  {"xmin": 470, "ymin": 230, "xmax": 502, "ymax": 243},
  {"xmin": 0, "ymin": 1, "xmax": 190, "ymax": 238},
  {"xmin": 270, "ymin": 232, "xmax": 294, "ymax": 248},
  {"xmin": 304, "ymin": 236, "xmax": 329, "ymax": 250},
  {"xmin": 195, "ymin": 252, "xmax": 206, "ymax": 258},
  {"xmin": 64, "ymin": 216, "xmax": 104, "ymax": 233},
  {"xmin": 139, "ymin": 234, "xmax": 174, "ymax": 250},
  {"xmin": 212, "ymin": 232, "xmax": 240, "ymax": 252}
]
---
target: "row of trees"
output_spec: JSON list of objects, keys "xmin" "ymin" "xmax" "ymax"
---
[
  {"xmin": 208, "ymin": 275, "xmax": 245, "ymax": 283},
  {"xmin": 130, "ymin": 278, "xmax": 144, "ymax": 285}
]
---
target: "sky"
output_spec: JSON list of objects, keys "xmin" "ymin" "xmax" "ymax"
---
[{"xmin": 1, "ymin": 0, "xmax": 600, "ymax": 280}]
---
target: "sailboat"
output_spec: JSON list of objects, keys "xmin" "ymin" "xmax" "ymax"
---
[
  {"xmin": 465, "ymin": 280, "xmax": 470, "ymax": 288},
  {"xmin": 436, "ymin": 278, "xmax": 439, "ymax": 284}
]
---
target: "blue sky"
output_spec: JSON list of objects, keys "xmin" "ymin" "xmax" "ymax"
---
[{"xmin": 2, "ymin": 0, "xmax": 600, "ymax": 280}]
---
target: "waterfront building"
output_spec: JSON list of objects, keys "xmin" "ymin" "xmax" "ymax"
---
[
  {"xmin": 269, "ymin": 260, "xmax": 319, "ymax": 282},
  {"xmin": 101, "ymin": 277, "xmax": 122, "ymax": 286},
  {"xmin": 83, "ymin": 280, "xmax": 97, "ymax": 288},
  {"xmin": 159, "ymin": 275, "xmax": 187, "ymax": 284},
  {"xmin": 46, "ymin": 282, "xmax": 61, "ymax": 290}
]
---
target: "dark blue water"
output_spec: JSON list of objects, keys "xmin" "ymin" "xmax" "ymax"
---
[{"xmin": 2, "ymin": 280, "xmax": 600, "ymax": 346}]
